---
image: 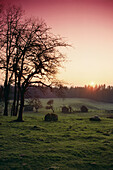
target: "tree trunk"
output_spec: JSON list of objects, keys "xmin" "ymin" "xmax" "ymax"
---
[
  {"xmin": 11, "ymin": 73, "xmax": 17, "ymax": 116},
  {"xmin": 16, "ymin": 87, "xmax": 24, "ymax": 122},
  {"xmin": 15, "ymin": 77, "xmax": 21, "ymax": 117},
  {"xmin": 4, "ymin": 26, "xmax": 10, "ymax": 116},
  {"xmin": 4, "ymin": 82, "xmax": 10, "ymax": 116},
  {"xmin": 4, "ymin": 95, "xmax": 8, "ymax": 116},
  {"xmin": 15, "ymin": 87, "xmax": 20, "ymax": 116}
]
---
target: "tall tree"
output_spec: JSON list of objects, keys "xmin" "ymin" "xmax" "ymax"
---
[
  {"xmin": 0, "ymin": 5, "xmax": 23, "ymax": 116},
  {"xmin": 0, "ymin": 5, "xmax": 69, "ymax": 121},
  {"xmin": 15, "ymin": 19, "xmax": 68, "ymax": 121}
]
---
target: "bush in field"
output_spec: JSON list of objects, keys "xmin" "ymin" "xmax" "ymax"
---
[
  {"xmin": 28, "ymin": 98, "xmax": 43, "ymax": 112},
  {"xmin": 46, "ymin": 100, "xmax": 54, "ymax": 113},
  {"xmin": 24, "ymin": 105, "xmax": 33, "ymax": 111},
  {"xmin": 45, "ymin": 113, "xmax": 58, "ymax": 121}
]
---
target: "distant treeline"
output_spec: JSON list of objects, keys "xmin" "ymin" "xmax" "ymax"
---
[
  {"xmin": 14, "ymin": 84, "xmax": 113, "ymax": 103},
  {"xmin": 1, "ymin": 84, "xmax": 113, "ymax": 103}
]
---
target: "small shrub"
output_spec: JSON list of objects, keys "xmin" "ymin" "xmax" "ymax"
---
[
  {"xmin": 24, "ymin": 105, "xmax": 33, "ymax": 111},
  {"xmin": 27, "ymin": 98, "xmax": 43, "ymax": 112},
  {"xmin": 46, "ymin": 100, "xmax": 54, "ymax": 113},
  {"xmin": 47, "ymin": 100, "xmax": 54, "ymax": 106},
  {"xmin": 45, "ymin": 113, "xmax": 58, "ymax": 121}
]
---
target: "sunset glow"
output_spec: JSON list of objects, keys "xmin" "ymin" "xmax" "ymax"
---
[
  {"xmin": 1, "ymin": 0, "xmax": 113, "ymax": 87},
  {"xmin": 89, "ymin": 82, "xmax": 95, "ymax": 88}
]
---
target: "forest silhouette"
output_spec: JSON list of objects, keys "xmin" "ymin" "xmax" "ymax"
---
[{"xmin": 1, "ymin": 84, "xmax": 112, "ymax": 103}]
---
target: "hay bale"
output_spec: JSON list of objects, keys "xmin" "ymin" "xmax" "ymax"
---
[
  {"xmin": 81, "ymin": 105, "xmax": 88, "ymax": 112},
  {"xmin": 90, "ymin": 115, "xmax": 101, "ymax": 121},
  {"xmin": 62, "ymin": 106, "xmax": 69, "ymax": 113},
  {"xmin": 107, "ymin": 115, "xmax": 113, "ymax": 119},
  {"xmin": 45, "ymin": 113, "xmax": 58, "ymax": 121}
]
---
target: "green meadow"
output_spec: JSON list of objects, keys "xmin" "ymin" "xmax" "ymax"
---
[{"xmin": 1, "ymin": 98, "xmax": 113, "ymax": 170}]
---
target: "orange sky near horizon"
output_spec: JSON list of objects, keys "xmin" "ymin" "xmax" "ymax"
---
[{"xmin": 1, "ymin": 0, "xmax": 113, "ymax": 87}]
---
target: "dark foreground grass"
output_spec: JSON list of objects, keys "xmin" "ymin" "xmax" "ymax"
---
[{"xmin": 0, "ymin": 113, "xmax": 113, "ymax": 170}]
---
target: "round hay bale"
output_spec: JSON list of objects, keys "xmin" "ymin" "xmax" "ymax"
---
[
  {"xmin": 62, "ymin": 106, "xmax": 69, "ymax": 113},
  {"xmin": 45, "ymin": 113, "xmax": 58, "ymax": 121}
]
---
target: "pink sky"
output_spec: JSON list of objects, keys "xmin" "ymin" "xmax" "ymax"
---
[{"xmin": 2, "ymin": 0, "xmax": 113, "ymax": 86}]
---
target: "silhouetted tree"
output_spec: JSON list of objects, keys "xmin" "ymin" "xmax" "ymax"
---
[
  {"xmin": 1, "ymin": 5, "xmax": 69, "ymax": 121},
  {"xmin": 0, "ymin": 5, "xmax": 23, "ymax": 116}
]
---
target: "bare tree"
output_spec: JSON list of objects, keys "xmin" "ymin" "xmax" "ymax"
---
[
  {"xmin": 0, "ymin": 5, "xmax": 69, "ymax": 121},
  {"xmin": 0, "ymin": 5, "xmax": 23, "ymax": 116}
]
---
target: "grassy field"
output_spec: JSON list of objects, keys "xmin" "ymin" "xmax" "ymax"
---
[{"xmin": 1, "ymin": 98, "xmax": 113, "ymax": 170}]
